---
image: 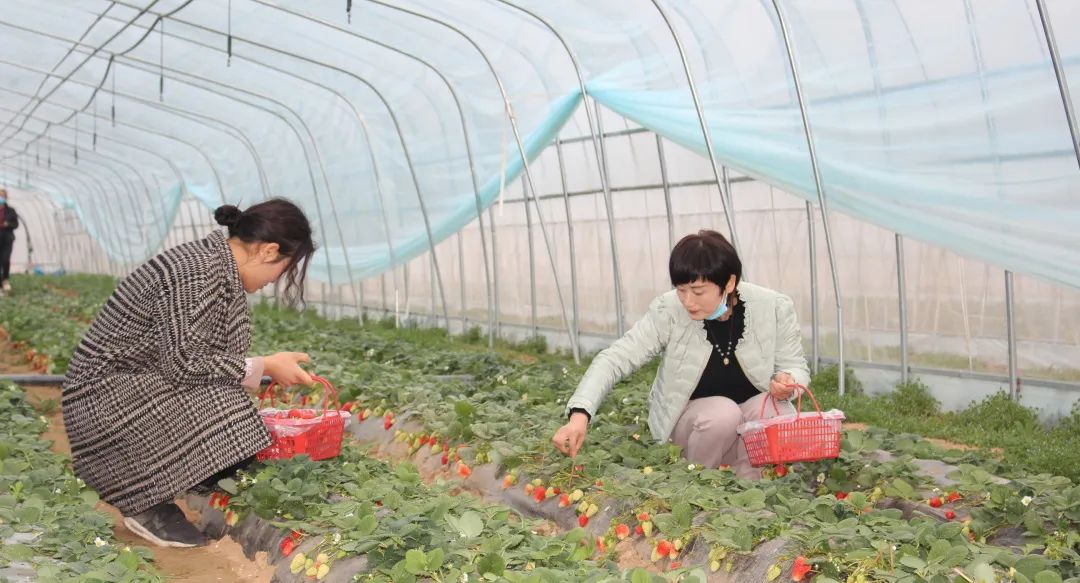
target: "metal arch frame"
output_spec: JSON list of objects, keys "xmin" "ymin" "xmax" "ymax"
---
[
  {"xmin": 488, "ymin": 0, "xmax": 622, "ymax": 345},
  {"xmin": 647, "ymin": 0, "xmax": 739, "ymax": 252},
  {"xmin": 1, "ymin": 168, "xmax": 111, "ymax": 274},
  {"xmin": 3, "ymin": 106, "xmax": 191, "ymax": 246},
  {"xmin": 0, "ymin": 20, "xmax": 348, "ymax": 308},
  {"xmin": 2, "ymin": 154, "xmax": 132, "ymax": 273},
  {"xmin": 6, "ymin": 124, "xmax": 169, "ymax": 255},
  {"xmin": 0, "ymin": 0, "xmax": 171, "ymax": 148},
  {"xmin": 0, "ymin": 85, "xmax": 227, "ymax": 205},
  {"xmin": 98, "ymin": 6, "xmax": 456, "ymax": 327},
  {"xmin": 0, "ymin": 48, "xmax": 272, "ymax": 207},
  {"xmin": 103, "ymin": 47, "xmax": 352, "ymax": 316},
  {"xmin": 0, "ymin": 167, "xmax": 75, "ymax": 270},
  {"xmin": 373, "ymin": 0, "xmax": 579, "ymax": 358},
  {"xmin": 5, "ymin": 134, "xmax": 151, "ymax": 263},
  {"xmin": 252, "ymin": 0, "xmax": 496, "ymax": 345},
  {"xmin": 553, "ymin": 136, "xmax": 581, "ymax": 360},
  {"xmin": 8, "ymin": 184, "xmax": 64, "ymax": 270},
  {"xmin": 771, "ymin": 0, "xmax": 846, "ymax": 395},
  {"xmin": 1034, "ymin": 0, "xmax": 1080, "ymax": 170},
  {"xmin": 117, "ymin": 2, "xmax": 467, "ymax": 329}
]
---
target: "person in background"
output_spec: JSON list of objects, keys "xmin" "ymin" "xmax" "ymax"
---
[
  {"xmin": 63, "ymin": 198, "xmax": 317, "ymax": 547},
  {"xmin": 0, "ymin": 188, "xmax": 19, "ymax": 295},
  {"xmin": 552, "ymin": 230, "xmax": 811, "ymax": 479}
]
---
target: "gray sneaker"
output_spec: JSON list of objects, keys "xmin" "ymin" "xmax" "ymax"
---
[{"xmin": 123, "ymin": 502, "xmax": 207, "ymax": 548}]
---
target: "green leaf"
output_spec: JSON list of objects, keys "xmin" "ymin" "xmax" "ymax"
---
[
  {"xmin": 454, "ymin": 511, "xmax": 484, "ymax": 539},
  {"xmin": 426, "ymin": 547, "xmax": 445, "ymax": 571},
  {"xmin": 899, "ymin": 555, "xmax": 927, "ymax": 569},
  {"xmin": 730, "ymin": 488, "xmax": 767, "ymax": 510},
  {"xmin": 629, "ymin": 568, "xmax": 654, "ymax": 583},
  {"xmin": 118, "ymin": 549, "xmax": 139, "ymax": 571},
  {"xmin": 1033, "ymin": 571, "xmax": 1063, "ymax": 583},
  {"xmin": 672, "ymin": 501, "xmax": 693, "ymax": 529},
  {"xmin": 455, "ymin": 401, "xmax": 475, "ymax": 418},
  {"xmin": 217, "ymin": 478, "xmax": 238, "ymax": 495},
  {"xmin": 404, "ymin": 549, "xmax": 428, "ymax": 575},
  {"xmin": 355, "ymin": 514, "xmax": 378, "ymax": 536},
  {"xmin": 476, "ymin": 552, "xmax": 505, "ymax": 576},
  {"xmin": 927, "ymin": 539, "xmax": 951, "ymax": 564}
]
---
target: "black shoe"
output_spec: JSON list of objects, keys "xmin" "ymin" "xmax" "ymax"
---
[{"xmin": 123, "ymin": 502, "xmax": 207, "ymax": 548}]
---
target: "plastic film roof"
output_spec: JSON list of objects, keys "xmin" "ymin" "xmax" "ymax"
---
[{"xmin": 1, "ymin": 0, "xmax": 1078, "ymax": 289}]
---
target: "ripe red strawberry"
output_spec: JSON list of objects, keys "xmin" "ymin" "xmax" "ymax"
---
[
  {"xmin": 374, "ymin": 500, "xmax": 382, "ymax": 507},
  {"xmin": 656, "ymin": 540, "xmax": 674, "ymax": 557},
  {"xmin": 552, "ymin": 487, "xmax": 561, "ymax": 495},
  {"xmin": 558, "ymin": 494, "xmax": 571, "ymax": 508},
  {"xmin": 457, "ymin": 461, "xmax": 472, "ymax": 478},
  {"xmin": 290, "ymin": 530, "xmax": 303, "ymax": 540},
  {"xmin": 792, "ymin": 556, "xmax": 812, "ymax": 582},
  {"xmin": 209, "ymin": 492, "xmax": 220, "ymax": 508},
  {"xmin": 578, "ymin": 515, "xmax": 589, "ymax": 527},
  {"xmin": 360, "ymin": 408, "xmax": 371, "ymax": 421},
  {"xmin": 534, "ymin": 486, "xmax": 547, "ymax": 503},
  {"xmin": 279, "ymin": 537, "xmax": 295, "ymax": 556},
  {"xmin": 637, "ymin": 512, "xmax": 650, "ymax": 522},
  {"xmin": 383, "ymin": 413, "xmax": 394, "ymax": 430},
  {"xmin": 615, "ymin": 524, "xmax": 630, "ymax": 540},
  {"xmin": 944, "ymin": 509, "xmax": 956, "ymax": 520},
  {"xmin": 634, "ymin": 524, "xmax": 644, "ymax": 536},
  {"xmin": 836, "ymin": 491, "xmax": 848, "ymax": 500},
  {"xmin": 774, "ymin": 464, "xmax": 788, "ymax": 478},
  {"xmin": 929, "ymin": 497, "xmax": 943, "ymax": 508},
  {"xmin": 595, "ymin": 536, "xmax": 606, "ymax": 553},
  {"xmin": 441, "ymin": 453, "xmax": 450, "ymax": 465},
  {"xmin": 947, "ymin": 491, "xmax": 962, "ymax": 503},
  {"xmin": 341, "ymin": 402, "xmax": 355, "ymax": 413},
  {"xmin": 219, "ymin": 494, "xmax": 231, "ymax": 508}
]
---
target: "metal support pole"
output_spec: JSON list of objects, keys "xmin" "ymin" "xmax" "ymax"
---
[
  {"xmin": 489, "ymin": 205, "xmax": 500, "ymax": 339},
  {"xmin": 774, "ymin": 0, "xmax": 845, "ymax": 395},
  {"xmin": 1033, "ymin": 0, "xmax": 1080, "ymax": 170},
  {"xmin": 806, "ymin": 201, "xmax": 819, "ymax": 374},
  {"xmin": 593, "ymin": 100, "xmax": 626, "ymax": 336},
  {"xmin": 648, "ymin": 0, "xmax": 739, "ymax": 250},
  {"xmin": 1005, "ymin": 270, "xmax": 1019, "ymax": 399},
  {"xmin": 554, "ymin": 139, "xmax": 581, "ymax": 363},
  {"xmin": 656, "ymin": 134, "xmax": 675, "ymax": 252},
  {"xmin": 896, "ymin": 234, "xmax": 909, "ymax": 384},
  {"xmin": 521, "ymin": 176, "xmax": 537, "ymax": 337}
]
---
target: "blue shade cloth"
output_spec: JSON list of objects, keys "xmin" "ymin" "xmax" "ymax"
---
[{"xmin": 0, "ymin": 0, "xmax": 1078, "ymax": 290}]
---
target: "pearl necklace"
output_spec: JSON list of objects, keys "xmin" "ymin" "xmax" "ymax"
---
[{"xmin": 704, "ymin": 316, "xmax": 736, "ymax": 366}]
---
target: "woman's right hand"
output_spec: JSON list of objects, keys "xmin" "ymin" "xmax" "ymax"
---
[
  {"xmin": 263, "ymin": 352, "xmax": 313, "ymax": 386},
  {"xmin": 552, "ymin": 412, "xmax": 589, "ymax": 457}
]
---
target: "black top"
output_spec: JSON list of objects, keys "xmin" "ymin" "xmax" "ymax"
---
[
  {"xmin": 0, "ymin": 205, "xmax": 17, "ymax": 232},
  {"xmin": 689, "ymin": 302, "xmax": 759, "ymax": 404}
]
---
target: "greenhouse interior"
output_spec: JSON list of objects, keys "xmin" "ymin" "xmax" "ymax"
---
[{"xmin": 0, "ymin": 1, "xmax": 1078, "ymax": 582}]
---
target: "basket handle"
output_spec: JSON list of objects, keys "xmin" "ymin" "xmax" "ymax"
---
[
  {"xmin": 259, "ymin": 375, "xmax": 340, "ymax": 412},
  {"xmin": 758, "ymin": 383, "xmax": 820, "ymax": 419}
]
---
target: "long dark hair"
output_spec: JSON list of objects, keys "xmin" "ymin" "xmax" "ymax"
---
[{"xmin": 214, "ymin": 198, "xmax": 315, "ymax": 305}]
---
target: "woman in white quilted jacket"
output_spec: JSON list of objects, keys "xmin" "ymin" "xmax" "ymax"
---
[{"xmin": 552, "ymin": 229, "xmax": 811, "ymax": 479}]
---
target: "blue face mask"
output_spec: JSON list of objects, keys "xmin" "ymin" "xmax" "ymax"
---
[
  {"xmin": 705, "ymin": 292, "xmax": 729, "ymax": 320},
  {"xmin": 0, "ymin": 198, "xmax": 6, "ymax": 205}
]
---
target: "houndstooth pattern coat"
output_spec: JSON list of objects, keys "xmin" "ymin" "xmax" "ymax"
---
[{"xmin": 62, "ymin": 230, "xmax": 271, "ymax": 516}]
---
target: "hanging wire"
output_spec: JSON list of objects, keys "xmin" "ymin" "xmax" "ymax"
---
[
  {"xmin": 347, "ymin": 0, "xmax": 353, "ymax": 23},
  {"xmin": 93, "ymin": 92, "xmax": 98, "ymax": 151},
  {"xmin": 110, "ymin": 55, "xmax": 117, "ymax": 127},
  {"xmin": 159, "ymin": 17, "xmax": 166, "ymax": 101},
  {"xmin": 226, "ymin": 0, "xmax": 233, "ymax": 66},
  {"xmin": 74, "ymin": 112, "xmax": 79, "ymax": 164},
  {"xmin": 47, "ymin": 124, "xmax": 52, "ymax": 169}
]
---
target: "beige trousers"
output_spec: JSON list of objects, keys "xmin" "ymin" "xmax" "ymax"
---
[{"xmin": 669, "ymin": 393, "xmax": 793, "ymax": 480}]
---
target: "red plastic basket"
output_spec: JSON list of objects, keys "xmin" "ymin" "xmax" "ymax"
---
[
  {"xmin": 255, "ymin": 375, "xmax": 345, "ymax": 461},
  {"xmin": 740, "ymin": 385, "xmax": 843, "ymax": 467}
]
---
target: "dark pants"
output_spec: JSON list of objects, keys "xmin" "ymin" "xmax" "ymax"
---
[{"xmin": 0, "ymin": 231, "xmax": 13, "ymax": 284}]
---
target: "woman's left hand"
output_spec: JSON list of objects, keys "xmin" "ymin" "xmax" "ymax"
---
[{"xmin": 769, "ymin": 372, "xmax": 797, "ymax": 400}]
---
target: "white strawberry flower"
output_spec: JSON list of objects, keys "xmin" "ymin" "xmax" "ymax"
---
[
  {"xmin": 687, "ymin": 464, "xmax": 696, "ymax": 471},
  {"xmin": 93, "ymin": 537, "xmax": 107, "ymax": 547},
  {"xmin": 1021, "ymin": 496, "xmax": 1033, "ymax": 506}
]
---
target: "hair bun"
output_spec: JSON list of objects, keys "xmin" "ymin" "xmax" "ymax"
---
[{"xmin": 214, "ymin": 205, "xmax": 242, "ymax": 228}]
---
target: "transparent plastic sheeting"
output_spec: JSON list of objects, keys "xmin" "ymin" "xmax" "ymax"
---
[{"xmin": 0, "ymin": 0, "xmax": 1078, "ymax": 290}]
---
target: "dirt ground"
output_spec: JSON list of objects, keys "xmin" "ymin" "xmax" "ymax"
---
[{"xmin": 6, "ymin": 345, "xmax": 276, "ymax": 583}]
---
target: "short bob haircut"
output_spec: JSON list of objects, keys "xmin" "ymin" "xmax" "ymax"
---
[{"xmin": 669, "ymin": 229, "xmax": 742, "ymax": 289}]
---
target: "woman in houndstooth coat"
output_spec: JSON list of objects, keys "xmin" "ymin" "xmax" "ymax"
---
[{"xmin": 62, "ymin": 199, "xmax": 317, "ymax": 548}]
